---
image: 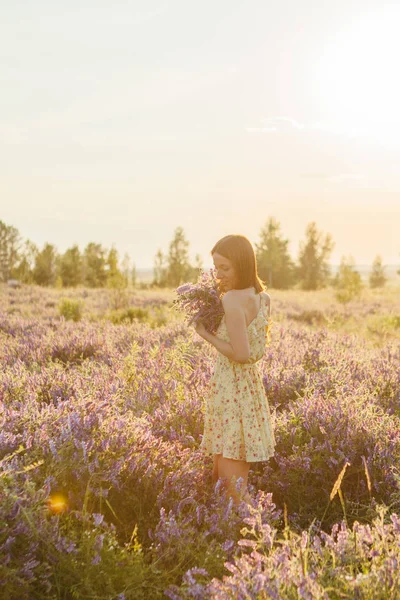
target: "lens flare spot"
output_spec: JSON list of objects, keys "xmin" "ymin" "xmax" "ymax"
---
[{"xmin": 48, "ymin": 493, "xmax": 68, "ymax": 513}]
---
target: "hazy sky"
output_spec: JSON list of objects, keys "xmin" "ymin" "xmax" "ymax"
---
[{"xmin": 1, "ymin": 0, "xmax": 399, "ymax": 268}]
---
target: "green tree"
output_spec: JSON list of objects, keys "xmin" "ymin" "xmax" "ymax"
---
[
  {"xmin": 131, "ymin": 262, "xmax": 137, "ymax": 288},
  {"xmin": 13, "ymin": 239, "xmax": 38, "ymax": 283},
  {"xmin": 166, "ymin": 226, "xmax": 192, "ymax": 287},
  {"xmin": 0, "ymin": 220, "xmax": 21, "ymax": 282},
  {"xmin": 333, "ymin": 255, "xmax": 363, "ymax": 304},
  {"xmin": 255, "ymin": 217, "xmax": 295, "ymax": 288},
  {"xmin": 83, "ymin": 243, "xmax": 107, "ymax": 288},
  {"xmin": 106, "ymin": 246, "xmax": 125, "ymax": 288},
  {"xmin": 59, "ymin": 245, "xmax": 83, "ymax": 287},
  {"xmin": 153, "ymin": 249, "xmax": 168, "ymax": 287},
  {"xmin": 33, "ymin": 243, "xmax": 58, "ymax": 286},
  {"xmin": 297, "ymin": 222, "xmax": 334, "ymax": 290},
  {"xmin": 120, "ymin": 252, "xmax": 132, "ymax": 286},
  {"xmin": 369, "ymin": 255, "xmax": 387, "ymax": 288}
]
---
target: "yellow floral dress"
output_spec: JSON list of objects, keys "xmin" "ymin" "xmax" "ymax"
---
[{"xmin": 200, "ymin": 293, "xmax": 276, "ymax": 462}]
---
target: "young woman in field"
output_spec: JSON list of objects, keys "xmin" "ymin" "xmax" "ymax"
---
[{"xmin": 195, "ymin": 234, "xmax": 276, "ymax": 505}]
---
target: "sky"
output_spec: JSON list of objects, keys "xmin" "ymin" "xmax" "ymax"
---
[{"xmin": 1, "ymin": 0, "xmax": 399, "ymax": 269}]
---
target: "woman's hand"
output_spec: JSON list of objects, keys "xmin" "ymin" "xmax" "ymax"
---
[{"xmin": 194, "ymin": 320, "xmax": 208, "ymax": 339}]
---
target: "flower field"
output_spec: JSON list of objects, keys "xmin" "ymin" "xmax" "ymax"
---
[{"xmin": 1, "ymin": 283, "xmax": 400, "ymax": 599}]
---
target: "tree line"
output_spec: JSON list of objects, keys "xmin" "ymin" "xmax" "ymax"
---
[
  {"xmin": 0, "ymin": 220, "xmax": 135, "ymax": 288},
  {"xmin": 153, "ymin": 220, "xmax": 394, "ymax": 297},
  {"xmin": 0, "ymin": 218, "xmax": 397, "ymax": 294}
]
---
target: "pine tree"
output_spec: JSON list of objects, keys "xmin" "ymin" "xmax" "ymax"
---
[
  {"xmin": 153, "ymin": 249, "xmax": 168, "ymax": 287},
  {"xmin": 297, "ymin": 222, "xmax": 334, "ymax": 290},
  {"xmin": 255, "ymin": 217, "xmax": 295, "ymax": 288},
  {"xmin": 369, "ymin": 255, "xmax": 387, "ymax": 288},
  {"xmin": 166, "ymin": 226, "xmax": 192, "ymax": 287}
]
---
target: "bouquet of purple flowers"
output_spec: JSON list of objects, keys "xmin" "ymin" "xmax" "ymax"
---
[{"xmin": 173, "ymin": 269, "xmax": 225, "ymax": 334}]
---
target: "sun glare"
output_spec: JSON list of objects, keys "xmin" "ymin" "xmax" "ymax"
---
[
  {"xmin": 314, "ymin": 6, "xmax": 400, "ymax": 146},
  {"xmin": 48, "ymin": 493, "xmax": 68, "ymax": 514}
]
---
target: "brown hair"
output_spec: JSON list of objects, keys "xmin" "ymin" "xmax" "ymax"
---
[{"xmin": 211, "ymin": 234, "xmax": 266, "ymax": 293}]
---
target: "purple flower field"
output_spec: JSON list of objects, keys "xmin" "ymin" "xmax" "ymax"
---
[{"xmin": 1, "ymin": 284, "xmax": 400, "ymax": 599}]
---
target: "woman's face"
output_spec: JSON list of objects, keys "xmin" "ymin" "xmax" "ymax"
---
[{"xmin": 212, "ymin": 252, "xmax": 237, "ymax": 291}]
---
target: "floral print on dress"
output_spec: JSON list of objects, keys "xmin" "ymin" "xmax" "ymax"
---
[{"xmin": 200, "ymin": 293, "xmax": 276, "ymax": 462}]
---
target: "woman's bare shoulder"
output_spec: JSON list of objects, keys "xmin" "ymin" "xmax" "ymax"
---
[
  {"xmin": 221, "ymin": 290, "xmax": 240, "ymax": 307},
  {"xmin": 221, "ymin": 291, "xmax": 249, "ymax": 315}
]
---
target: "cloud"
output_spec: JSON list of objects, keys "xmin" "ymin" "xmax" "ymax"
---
[
  {"xmin": 300, "ymin": 172, "xmax": 366, "ymax": 183},
  {"xmin": 327, "ymin": 173, "xmax": 367, "ymax": 185},
  {"xmin": 300, "ymin": 172, "xmax": 332, "ymax": 179},
  {"xmin": 246, "ymin": 117, "xmax": 358, "ymax": 138},
  {"xmin": 246, "ymin": 117, "xmax": 305, "ymax": 133},
  {"xmin": 299, "ymin": 171, "xmax": 369, "ymax": 188},
  {"xmin": 103, "ymin": 6, "xmax": 168, "ymax": 26}
]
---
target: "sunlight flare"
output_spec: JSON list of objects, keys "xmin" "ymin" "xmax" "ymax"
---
[{"xmin": 314, "ymin": 6, "xmax": 400, "ymax": 146}]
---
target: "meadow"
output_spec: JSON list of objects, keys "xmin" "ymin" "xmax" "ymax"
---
[{"xmin": 1, "ymin": 282, "xmax": 400, "ymax": 599}]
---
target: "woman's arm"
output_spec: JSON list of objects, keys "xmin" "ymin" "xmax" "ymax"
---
[
  {"xmin": 197, "ymin": 328, "xmax": 241, "ymax": 361},
  {"xmin": 195, "ymin": 292, "xmax": 250, "ymax": 363}
]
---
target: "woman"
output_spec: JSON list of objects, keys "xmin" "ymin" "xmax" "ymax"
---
[{"xmin": 195, "ymin": 234, "xmax": 276, "ymax": 505}]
